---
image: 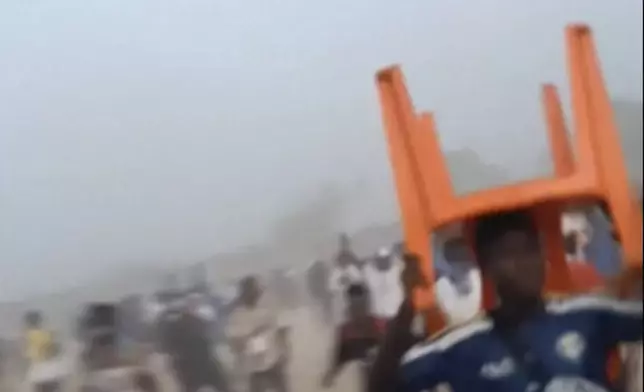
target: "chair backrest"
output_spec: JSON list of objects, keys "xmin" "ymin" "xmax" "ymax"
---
[{"xmin": 375, "ymin": 24, "xmax": 642, "ymax": 321}]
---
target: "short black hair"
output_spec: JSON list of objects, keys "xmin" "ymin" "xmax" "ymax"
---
[
  {"xmin": 240, "ymin": 275, "xmax": 258, "ymax": 289},
  {"xmin": 442, "ymin": 236, "xmax": 469, "ymax": 262},
  {"xmin": 135, "ymin": 371, "xmax": 159, "ymax": 392},
  {"xmin": 24, "ymin": 311, "xmax": 42, "ymax": 327},
  {"xmin": 473, "ymin": 209, "xmax": 537, "ymax": 265},
  {"xmin": 345, "ymin": 283, "xmax": 368, "ymax": 299}
]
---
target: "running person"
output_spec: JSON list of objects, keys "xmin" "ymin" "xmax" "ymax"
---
[
  {"xmin": 364, "ymin": 247, "xmax": 404, "ymax": 324},
  {"xmin": 321, "ymin": 283, "xmax": 387, "ymax": 391},
  {"xmin": 158, "ymin": 294, "xmax": 230, "ymax": 392},
  {"xmin": 226, "ymin": 276, "xmax": 291, "ymax": 392}
]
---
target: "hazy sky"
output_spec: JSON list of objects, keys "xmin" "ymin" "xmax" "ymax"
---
[{"xmin": 1, "ymin": 0, "xmax": 642, "ymax": 300}]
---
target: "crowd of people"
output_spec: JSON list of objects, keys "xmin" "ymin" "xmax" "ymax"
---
[{"xmin": 1, "ymin": 203, "xmax": 642, "ymax": 392}]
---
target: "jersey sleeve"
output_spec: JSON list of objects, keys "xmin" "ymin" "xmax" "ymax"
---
[
  {"xmin": 399, "ymin": 341, "xmax": 448, "ymax": 391},
  {"xmin": 550, "ymin": 294, "xmax": 642, "ymax": 344},
  {"xmin": 596, "ymin": 297, "xmax": 642, "ymax": 344}
]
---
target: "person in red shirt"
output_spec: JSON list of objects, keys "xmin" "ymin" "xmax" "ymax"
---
[{"xmin": 321, "ymin": 283, "xmax": 386, "ymax": 391}]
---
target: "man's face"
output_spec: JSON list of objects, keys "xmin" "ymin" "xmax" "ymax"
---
[
  {"xmin": 337, "ymin": 253, "xmax": 353, "ymax": 268},
  {"xmin": 443, "ymin": 237, "xmax": 471, "ymax": 263},
  {"xmin": 374, "ymin": 255, "xmax": 392, "ymax": 271},
  {"xmin": 240, "ymin": 279, "xmax": 260, "ymax": 306},
  {"xmin": 348, "ymin": 295, "xmax": 369, "ymax": 318},
  {"xmin": 484, "ymin": 229, "xmax": 545, "ymax": 299}
]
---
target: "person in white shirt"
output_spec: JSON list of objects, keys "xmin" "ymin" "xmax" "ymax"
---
[
  {"xmin": 433, "ymin": 231, "xmax": 482, "ymax": 326},
  {"xmin": 561, "ymin": 211, "xmax": 592, "ymax": 263},
  {"xmin": 328, "ymin": 246, "xmax": 364, "ymax": 325},
  {"xmin": 328, "ymin": 258, "xmax": 363, "ymax": 293},
  {"xmin": 363, "ymin": 247, "xmax": 404, "ymax": 322},
  {"xmin": 226, "ymin": 276, "xmax": 290, "ymax": 392}
]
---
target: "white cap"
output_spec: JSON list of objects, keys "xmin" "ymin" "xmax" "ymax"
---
[{"xmin": 377, "ymin": 247, "xmax": 391, "ymax": 258}]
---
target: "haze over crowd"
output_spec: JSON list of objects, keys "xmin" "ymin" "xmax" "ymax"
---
[{"xmin": 1, "ymin": 0, "xmax": 642, "ymax": 301}]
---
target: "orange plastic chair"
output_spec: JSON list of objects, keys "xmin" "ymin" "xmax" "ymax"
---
[{"xmin": 375, "ymin": 24, "xmax": 642, "ymax": 318}]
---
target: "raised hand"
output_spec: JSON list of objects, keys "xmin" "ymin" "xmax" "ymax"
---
[{"xmin": 400, "ymin": 252, "xmax": 428, "ymax": 299}]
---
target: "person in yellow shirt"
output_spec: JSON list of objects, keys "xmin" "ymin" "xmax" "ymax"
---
[
  {"xmin": 24, "ymin": 311, "xmax": 62, "ymax": 392},
  {"xmin": 25, "ymin": 311, "xmax": 54, "ymax": 363}
]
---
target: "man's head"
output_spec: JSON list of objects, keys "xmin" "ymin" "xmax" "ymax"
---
[
  {"xmin": 24, "ymin": 310, "xmax": 42, "ymax": 329},
  {"xmin": 442, "ymin": 236, "xmax": 471, "ymax": 263},
  {"xmin": 238, "ymin": 275, "xmax": 261, "ymax": 306},
  {"xmin": 135, "ymin": 371, "xmax": 159, "ymax": 392},
  {"xmin": 345, "ymin": 283, "xmax": 370, "ymax": 319},
  {"xmin": 336, "ymin": 249, "xmax": 356, "ymax": 268},
  {"xmin": 473, "ymin": 209, "xmax": 545, "ymax": 301},
  {"xmin": 374, "ymin": 247, "xmax": 393, "ymax": 271},
  {"xmin": 392, "ymin": 241, "xmax": 405, "ymax": 256}
]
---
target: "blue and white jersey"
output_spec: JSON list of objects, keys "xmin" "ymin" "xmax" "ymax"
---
[{"xmin": 401, "ymin": 294, "xmax": 642, "ymax": 392}]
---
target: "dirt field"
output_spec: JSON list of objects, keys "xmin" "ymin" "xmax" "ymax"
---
[{"xmin": 2, "ymin": 306, "xmax": 361, "ymax": 392}]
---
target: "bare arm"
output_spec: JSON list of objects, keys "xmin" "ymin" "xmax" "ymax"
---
[
  {"xmin": 321, "ymin": 331, "xmax": 349, "ymax": 388},
  {"xmin": 367, "ymin": 299, "xmax": 418, "ymax": 392}
]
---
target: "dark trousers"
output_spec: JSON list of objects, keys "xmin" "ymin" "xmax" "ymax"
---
[
  {"xmin": 34, "ymin": 381, "xmax": 61, "ymax": 392},
  {"xmin": 173, "ymin": 357, "xmax": 230, "ymax": 392},
  {"xmin": 248, "ymin": 362, "xmax": 289, "ymax": 392}
]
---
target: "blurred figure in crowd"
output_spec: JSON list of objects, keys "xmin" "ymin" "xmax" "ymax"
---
[
  {"xmin": 182, "ymin": 280, "xmax": 235, "ymax": 350},
  {"xmin": 80, "ymin": 303, "xmax": 157, "ymax": 392},
  {"xmin": 433, "ymin": 229, "xmax": 481, "ymax": 325},
  {"xmin": 134, "ymin": 371, "xmax": 160, "ymax": 392},
  {"xmin": 583, "ymin": 206, "xmax": 623, "ymax": 278},
  {"xmin": 561, "ymin": 210, "xmax": 592, "ymax": 263},
  {"xmin": 562, "ymin": 221, "xmax": 603, "ymax": 292},
  {"xmin": 226, "ymin": 276, "xmax": 291, "ymax": 392},
  {"xmin": 367, "ymin": 252, "xmax": 428, "ymax": 392},
  {"xmin": 117, "ymin": 294, "xmax": 148, "ymax": 360},
  {"xmin": 329, "ymin": 235, "xmax": 364, "ymax": 325},
  {"xmin": 24, "ymin": 311, "xmax": 66, "ymax": 392},
  {"xmin": 321, "ymin": 283, "xmax": 386, "ymax": 391},
  {"xmin": 363, "ymin": 247, "xmax": 404, "ymax": 323},
  {"xmin": 157, "ymin": 292, "xmax": 230, "ymax": 392},
  {"xmin": 307, "ymin": 260, "xmax": 333, "ymax": 325}
]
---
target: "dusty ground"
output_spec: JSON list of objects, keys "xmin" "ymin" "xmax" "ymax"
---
[{"xmin": 2, "ymin": 306, "xmax": 361, "ymax": 392}]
